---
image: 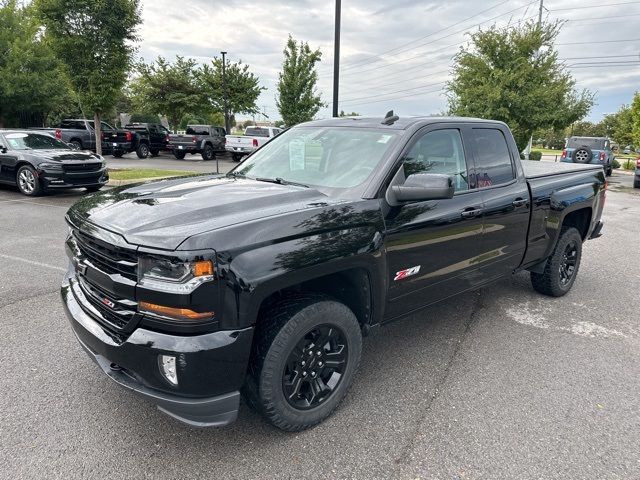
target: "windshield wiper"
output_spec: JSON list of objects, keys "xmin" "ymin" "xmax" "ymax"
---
[{"xmin": 254, "ymin": 177, "xmax": 309, "ymax": 188}]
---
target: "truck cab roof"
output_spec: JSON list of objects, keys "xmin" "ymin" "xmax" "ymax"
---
[{"xmin": 301, "ymin": 115, "xmax": 505, "ymax": 131}]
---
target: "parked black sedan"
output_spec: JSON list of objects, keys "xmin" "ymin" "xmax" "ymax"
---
[{"xmin": 0, "ymin": 130, "xmax": 109, "ymax": 196}]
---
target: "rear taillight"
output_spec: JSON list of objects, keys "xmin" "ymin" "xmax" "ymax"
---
[
  {"xmin": 561, "ymin": 149, "xmax": 567, "ymax": 158},
  {"xmin": 252, "ymin": 138, "xmax": 258, "ymax": 147},
  {"xmin": 192, "ymin": 136, "xmax": 197, "ymax": 143},
  {"xmin": 636, "ymin": 157, "xmax": 640, "ymax": 168},
  {"xmin": 125, "ymin": 131, "xmax": 132, "ymax": 142},
  {"xmin": 165, "ymin": 134, "xmax": 170, "ymax": 142},
  {"xmin": 101, "ymin": 132, "xmax": 105, "ymax": 140},
  {"xmin": 599, "ymin": 152, "xmax": 606, "ymax": 162},
  {"xmin": 55, "ymin": 129, "xmax": 62, "ymax": 140}
]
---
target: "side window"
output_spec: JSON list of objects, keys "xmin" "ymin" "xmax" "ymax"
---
[
  {"xmin": 403, "ymin": 129, "xmax": 470, "ymax": 192},
  {"xmin": 470, "ymin": 128, "xmax": 515, "ymax": 188}
]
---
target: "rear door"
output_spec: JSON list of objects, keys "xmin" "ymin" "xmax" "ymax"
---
[
  {"xmin": 383, "ymin": 125, "xmax": 486, "ymax": 319},
  {"xmin": 0, "ymin": 134, "xmax": 17, "ymax": 183},
  {"xmin": 467, "ymin": 126, "xmax": 529, "ymax": 280}
]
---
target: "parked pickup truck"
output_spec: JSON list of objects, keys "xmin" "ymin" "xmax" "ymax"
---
[
  {"xmin": 167, "ymin": 125, "xmax": 226, "ymax": 160},
  {"xmin": 61, "ymin": 114, "xmax": 605, "ymax": 431},
  {"xmin": 108, "ymin": 123, "xmax": 171, "ymax": 159},
  {"xmin": 225, "ymin": 126, "xmax": 283, "ymax": 161},
  {"xmin": 31, "ymin": 118, "xmax": 117, "ymax": 152},
  {"xmin": 561, "ymin": 136, "xmax": 614, "ymax": 177}
]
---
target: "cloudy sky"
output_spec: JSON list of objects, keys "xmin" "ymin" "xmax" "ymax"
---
[{"xmin": 137, "ymin": 0, "xmax": 640, "ymax": 122}]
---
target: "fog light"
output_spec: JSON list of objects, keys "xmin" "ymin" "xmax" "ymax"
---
[{"xmin": 159, "ymin": 355, "xmax": 178, "ymax": 385}]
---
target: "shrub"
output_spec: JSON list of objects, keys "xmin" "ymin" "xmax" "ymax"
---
[
  {"xmin": 622, "ymin": 158, "xmax": 636, "ymax": 170},
  {"xmin": 611, "ymin": 158, "xmax": 621, "ymax": 169},
  {"xmin": 529, "ymin": 150, "xmax": 542, "ymax": 161}
]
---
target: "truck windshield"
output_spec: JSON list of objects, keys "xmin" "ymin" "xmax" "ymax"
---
[
  {"xmin": 567, "ymin": 137, "xmax": 605, "ymax": 149},
  {"xmin": 232, "ymin": 126, "xmax": 399, "ymax": 189},
  {"xmin": 4, "ymin": 133, "xmax": 70, "ymax": 150}
]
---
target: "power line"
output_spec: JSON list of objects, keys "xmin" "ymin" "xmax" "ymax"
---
[
  {"xmin": 549, "ymin": 0, "xmax": 640, "ymax": 11},
  {"xmin": 327, "ymin": 1, "xmax": 537, "ymax": 76},
  {"xmin": 556, "ymin": 38, "xmax": 640, "ymax": 45},
  {"xmin": 340, "ymin": 87, "xmax": 445, "ymax": 107},
  {"xmin": 560, "ymin": 54, "xmax": 639, "ymax": 60},
  {"xmin": 564, "ymin": 13, "xmax": 640, "ymax": 22},
  {"xmin": 339, "ymin": 0, "xmax": 514, "ymax": 71},
  {"xmin": 339, "ymin": 69, "xmax": 450, "ymax": 95},
  {"xmin": 341, "ymin": 80, "xmax": 446, "ymax": 103}
]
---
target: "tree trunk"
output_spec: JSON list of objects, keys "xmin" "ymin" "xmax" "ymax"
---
[{"xmin": 94, "ymin": 111, "xmax": 103, "ymax": 156}]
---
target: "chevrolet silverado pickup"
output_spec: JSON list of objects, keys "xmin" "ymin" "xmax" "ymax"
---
[
  {"xmin": 61, "ymin": 114, "xmax": 606, "ymax": 431},
  {"xmin": 109, "ymin": 123, "xmax": 171, "ymax": 159}
]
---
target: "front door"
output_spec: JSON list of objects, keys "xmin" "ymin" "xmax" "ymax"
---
[
  {"xmin": 0, "ymin": 135, "xmax": 17, "ymax": 182},
  {"xmin": 384, "ymin": 126, "xmax": 486, "ymax": 320}
]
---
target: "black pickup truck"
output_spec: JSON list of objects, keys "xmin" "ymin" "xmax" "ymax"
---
[
  {"xmin": 108, "ymin": 123, "xmax": 171, "ymax": 159},
  {"xmin": 61, "ymin": 115, "xmax": 605, "ymax": 431}
]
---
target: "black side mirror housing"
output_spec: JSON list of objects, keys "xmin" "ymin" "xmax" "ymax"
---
[
  {"xmin": 391, "ymin": 173, "xmax": 455, "ymax": 203},
  {"xmin": 0, "ymin": 146, "xmax": 7, "ymax": 154}
]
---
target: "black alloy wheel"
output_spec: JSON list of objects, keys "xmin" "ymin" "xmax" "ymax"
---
[
  {"xmin": 559, "ymin": 240, "xmax": 578, "ymax": 287},
  {"xmin": 136, "ymin": 143, "xmax": 150, "ymax": 159},
  {"xmin": 202, "ymin": 144, "xmax": 215, "ymax": 161},
  {"xmin": 282, "ymin": 324, "xmax": 348, "ymax": 410}
]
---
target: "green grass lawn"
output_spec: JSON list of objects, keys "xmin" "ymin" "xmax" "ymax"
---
[
  {"xmin": 108, "ymin": 168, "xmax": 194, "ymax": 181},
  {"xmin": 533, "ymin": 148, "xmax": 563, "ymax": 155}
]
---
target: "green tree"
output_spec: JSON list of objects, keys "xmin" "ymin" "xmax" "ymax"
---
[
  {"xmin": 570, "ymin": 121, "xmax": 606, "ymax": 138},
  {"xmin": 339, "ymin": 110, "xmax": 360, "ymax": 117},
  {"xmin": 36, "ymin": 0, "xmax": 141, "ymax": 154},
  {"xmin": 198, "ymin": 57, "xmax": 265, "ymax": 124},
  {"xmin": 0, "ymin": 1, "xmax": 71, "ymax": 127},
  {"xmin": 131, "ymin": 56, "xmax": 204, "ymax": 132},
  {"xmin": 447, "ymin": 21, "xmax": 593, "ymax": 151},
  {"xmin": 276, "ymin": 35, "xmax": 324, "ymax": 126},
  {"xmin": 630, "ymin": 93, "xmax": 640, "ymax": 147}
]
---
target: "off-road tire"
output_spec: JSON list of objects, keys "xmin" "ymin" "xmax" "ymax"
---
[
  {"xmin": 531, "ymin": 226, "xmax": 582, "ymax": 297},
  {"xmin": 16, "ymin": 165, "xmax": 42, "ymax": 196},
  {"xmin": 173, "ymin": 150, "xmax": 186, "ymax": 160},
  {"xmin": 571, "ymin": 147, "xmax": 592, "ymax": 163},
  {"xmin": 244, "ymin": 293, "xmax": 363, "ymax": 432},
  {"xmin": 112, "ymin": 151, "xmax": 124, "ymax": 158},
  {"xmin": 149, "ymin": 149, "xmax": 159, "ymax": 157},
  {"xmin": 201, "ymin": 144, "xmax": 215, "ymax": 161},
  {"xmin": 136, "ymin": 143, "xmax": 150, "ymax": 159}
]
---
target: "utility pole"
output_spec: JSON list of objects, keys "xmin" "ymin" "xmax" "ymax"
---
[
  {"xmin": 538, "ymin": 0, "xmax": 543, "ymax": 28},
  {"xmin": 332, "ymin": 0, "xmax": 341, "ymax": 117},
  {"xmin": 221, "ymin": 51, "xmax": 231, "ymax": 135}
]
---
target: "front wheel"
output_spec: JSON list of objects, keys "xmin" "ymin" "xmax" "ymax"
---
[
  {"xmin": 531, "ymin": 226, "xmax": 582, "ymax": 297},
  {"xmin": 16, "ymin": 165, "xmax": 42, "ymax": 196},
  {"xmin": 136, "ymin": 143, "xmax": 150, "ymax": 159},
  {"xmin": 202, "ymin": 144, "xmax": 215, "ymax": 161},
  {"xmin": 244, "ymin": 294, "xmax": 362, "ymax": 432}
]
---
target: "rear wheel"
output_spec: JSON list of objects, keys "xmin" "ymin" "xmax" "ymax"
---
[
  {"xmin": 232, "ymin": 153, "xmax": 242, "ymax": 162},
  {"xmin": 606, "ymin": 165, "xmax": 612, "ymax": 176},
  {"xmin": 244, "ymin": 294, "xmax": 362, "ymax": 431},
  {"xmin": 69, "ymin": 140, "xmax": 82, "ymax": 150},
  {"xmin": 150, "ymin": 149, "xmax": 159, "ymax": 157},
  {"xmin": 531, "ymin": 226, "xmax": 582, "ymax": 297},
  {"xmin": 112, "ymin": 151, "xmax": 124, "ymax": 158},
  {"xmin": 202, "ymin": 144, "xmax": 215, "ymax": 161},
  {"xmin": 173, "ymin": 150, "xmax": 186, "ymax": 160},
  {"xmin": 16, "ymin": 165, "xmax": 42, "ymax": 196}
]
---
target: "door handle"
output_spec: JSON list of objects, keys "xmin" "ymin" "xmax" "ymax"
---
[
  {"xmin": 461, "ymin": 208, "xmax": 482, "ymax": 219},
  {"xmin": 512, "ymin": 198, "xmax": 528, "ymax": 207}
]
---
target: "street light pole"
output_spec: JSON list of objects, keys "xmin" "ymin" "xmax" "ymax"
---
[
  {"xmin": 332, "ymin": 0, "xmax": 341, "ymax": 117},
  {"xmin": 221, "ymin": 51, "xmax": 230, "ymax": 135}
]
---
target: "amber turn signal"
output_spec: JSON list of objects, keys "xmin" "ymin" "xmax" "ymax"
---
[
  {"xmin": 193, "ymin": 260, "xmax": 214, "ymax": 277},
  {"xmin": 139, "ymin": 301, "xmax": 214, "ymax": 320}
]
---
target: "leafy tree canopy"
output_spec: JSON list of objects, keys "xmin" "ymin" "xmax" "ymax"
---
[
  {"xmin": 276, "ymin": 35, "xmax": 324, "ymax": 126},
  {"xmin": 447, "ymin": 21, "xmax": 594, "ymax": 150}
]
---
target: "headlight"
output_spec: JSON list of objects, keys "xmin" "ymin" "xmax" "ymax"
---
[
  {"xmin": 39, "ymin": 162, "xmax": 63, "ymax": 170},
  {"xmin": 138, "ymin": 256, "xmax": 214, "ymax": 293}
]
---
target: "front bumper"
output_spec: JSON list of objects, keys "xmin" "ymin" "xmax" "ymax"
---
[
  {"xmin": 61, "ymin": 269, "xmax": 253, "ymax": 427},
  {"xmin": 40, "ymin": 168, "xmax": 108, "ymax": 189}
]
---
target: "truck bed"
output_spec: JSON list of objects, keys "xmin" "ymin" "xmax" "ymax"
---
[{"xmin": 521, "ymin": 160, "xmax": 602, "ymax": 178}]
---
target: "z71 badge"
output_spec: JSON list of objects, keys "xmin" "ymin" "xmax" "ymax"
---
[{"xmin": 394, "ymin": 265, "xmax": 421, "ymax": 281}]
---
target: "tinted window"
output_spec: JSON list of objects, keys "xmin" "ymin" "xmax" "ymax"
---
[
  {"xmin": 60, "ymin": 120, "xmax": 86, "ymax": 130},
  {"xmin": 186, "ymin": 126, "xmax": 210, "ymax": 135},
  {"xmin": 246, "ymin": 127, "xmax": 269, "ymax": 137},
  {"xmin": 5, "ymin": 133, "xmax": 70, "ymax": 150},
  {"xmin": 470, "ymin": 128, "xmax": 514, "ymax": 187},
  {"xmin": 567, "ymin": 137, "xmax": 605, "ymax": 149},
  {"xmin": 403, "ymin": 129, "xmax": 469, "ymax": 192}
]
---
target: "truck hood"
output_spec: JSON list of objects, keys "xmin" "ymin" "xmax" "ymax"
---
[{"xmin": 67, "ymin": 174, "xmax": 336, "ymax": 250}]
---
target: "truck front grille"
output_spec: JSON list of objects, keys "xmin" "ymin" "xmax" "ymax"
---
[
  {"xmin": 77, "ymin": 276, "xmax": 138, "ymax": 332},
  {"xmin": 74, "ymin": 230, "xmax": 138, "ymax": 281}
]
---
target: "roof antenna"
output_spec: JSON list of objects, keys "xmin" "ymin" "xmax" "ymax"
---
[{"xmin": 381, "ymin": 110, "xmax": 399, "ymax": 125}]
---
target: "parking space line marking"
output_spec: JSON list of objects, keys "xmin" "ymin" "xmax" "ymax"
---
[
  {"xmin": 0, "ymin": 253, "xmax": 66, "ymax": 272},
  {"xmin": 0, "ymin": 199, "xmax": 69, "ymax": 208}
]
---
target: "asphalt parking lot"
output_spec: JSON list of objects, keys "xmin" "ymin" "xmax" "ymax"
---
[
  {"xmin": 106, "ymin": 150, "xmax": 238, "ymax": 174},
  {"xmin": 1, "ymin": 171, "xmax": 638, "ymax": 479}
]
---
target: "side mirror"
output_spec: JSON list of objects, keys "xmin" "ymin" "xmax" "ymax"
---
[
  {"xmin": 391, "ymin": 173, "xmax": 455, "ymax": 203},
  {"xmin": 0, "ymin": 146, "xmax": 7, "ymax": 154}
]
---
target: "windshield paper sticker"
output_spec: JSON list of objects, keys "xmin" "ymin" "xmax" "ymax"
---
[{"xmin": 289, "ymin": 139, "xmax": 306, "ymax": 171}]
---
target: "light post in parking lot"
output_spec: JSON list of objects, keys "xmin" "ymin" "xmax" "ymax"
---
[
  {"xmin": 332, "ymin": 0, "xmax": 341, "ymax": 117},
  {"xmin": 221, "ymin": 51, "xmax": 231, "ymax": 136}
]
